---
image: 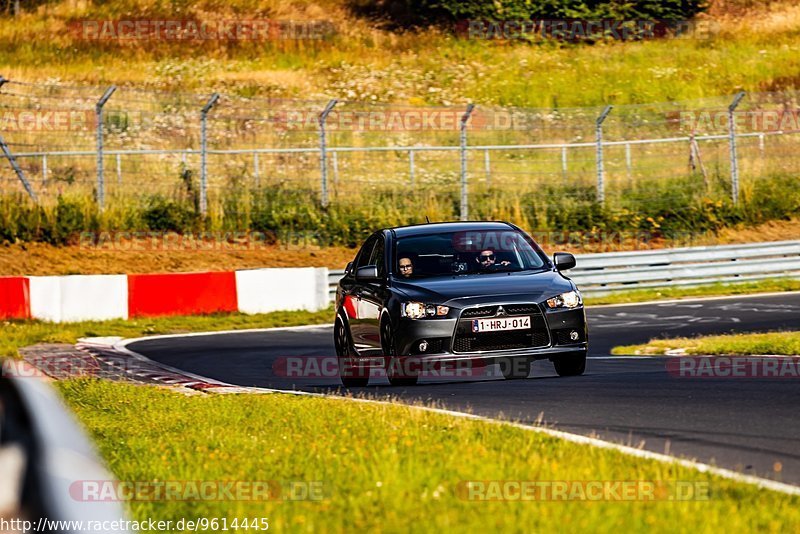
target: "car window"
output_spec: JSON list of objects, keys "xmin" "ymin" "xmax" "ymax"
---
[
  {"xmin": 394, "ymin": 229, "xmax": 547, "ymax": 278},
  {"xmin": 355, "ymin": 235, "xmax": 378, "ymax": 270},
  {"xmin": 368, "ymin": 234, "xmax": 385, "ymax": 277}
]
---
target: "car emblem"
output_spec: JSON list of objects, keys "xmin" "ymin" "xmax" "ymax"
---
[{"xmin": 496, "ymin": 306, "xmax": 507, "ymax": 316}]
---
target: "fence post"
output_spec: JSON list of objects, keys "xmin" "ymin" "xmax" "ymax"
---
[
  {"xmin": 625, "ymin": 142, "xmax": 632, "ymax": 187},
  {"xmin": 42, "ymin": 154, "xmax": 48, "ymax": 186},
  {"xmin": 318, "ymin": 99, "xmax": 337, "ymax": 208},
  {"xmin": 200, "ymin": 92, "xmax": 220, "ymax": 216},
  {"xmin": 728, "ymin": 91, "xmax": 746, "ymax": 205},
  {"xmin": 0, "ymin": 134, "xmax": 37, "ymax": 202},
  {"xmin": 95, "ymin": 85, "xmax": 116, "ymax": 210},
  {"xmin": 409, "ymin": 149, "xmax": 415, "ymax": 188},
  {"xmin": 561, "ymin": 146, "xmax": 568, "ymax": 181},
  {"xmin": 484, "ymin": 148, "xmax": 491, "ymax": 186},
  {"xmin": 332, "ymin": 150, "xmax": 339, "ymax": 188},
  {"xmin": 253, "ymin": 152, "xmax": 260, "ymax": 188},
  {"xmin": 116, "ymin": 153, "xmax": 122, "ymax": 185},
  {"xmin": 460, "ymin": 103, "xmax": 475, "ymax": 221},
  {"xmin": 595, "ymin": 105, "xmax": 613, "ymax": 204}
]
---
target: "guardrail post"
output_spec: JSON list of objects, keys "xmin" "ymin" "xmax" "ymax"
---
[
  {"xmin": 728, "ymin": 91, "xmax": 746, "ymax": 205},
  {"xmin": 200, "ymin": 92, "xmax": 220, "ymax": 216},
  {"xmin": 460, "ymin": 103, "xmax": 475, "ymax": 221},
  {"xmin": 318, "ymin": 99, "xmax": 337, "ymax": 208},
  {"xmin": 595, "ymin": 105, "xmax": 613, "ymax": 204},
  {"xmin": 95, "ymin": 85, "xmax": 116, "ymax": 210}
]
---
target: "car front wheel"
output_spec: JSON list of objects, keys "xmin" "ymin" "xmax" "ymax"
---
[
  {"xmin": 553, "ymin": 351, "xmax": 587, "ymax": 377},
  {"xmin": 500, "ymin": 357, "xmax": 531, "ymax": 380},
  {"xmin": 381, "ymin": 319, "xmax": 419, "ymax": 387}
]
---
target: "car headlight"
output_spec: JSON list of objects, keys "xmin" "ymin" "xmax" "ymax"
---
[
  {"xmin": 546, "ymin": 291, "xmax": 582, "ymax": 309},
  {"xmin": 401, "ymin": 302, "xmax": 450, "ymax": 319}
]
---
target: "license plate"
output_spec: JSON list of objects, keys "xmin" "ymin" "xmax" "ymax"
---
[{"xmin": 472, "ymin": 316, "xmax": 531, "ymax": 333}]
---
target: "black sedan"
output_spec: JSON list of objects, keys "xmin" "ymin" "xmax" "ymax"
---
[{"xmin": 333, "ymin": 221, "xmax": 587, "ymax": 387}]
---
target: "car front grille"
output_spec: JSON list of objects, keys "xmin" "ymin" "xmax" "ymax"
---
[
  {"xmin": 461, "ymin": 306, "xmax": 498, "ymax": 318},
  {"xmin": 452, "ymin": 304, "xmax": 550, "ymax": 353}
]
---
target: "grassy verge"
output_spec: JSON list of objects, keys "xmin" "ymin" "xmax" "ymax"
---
[
  {"xmin": 0, "ymin": 306, "xmax": 334, "ymax": 359},
  {"xmin": 612, "ymin": 331, "xmax": 800, "ymax": 356},
  {"xmin": 56, "ymin": 379, "xmax": 800, "ymax": 532},
  {"xmin": 583, "ymin": 278, "xmax": 800, "ymax": 306}
]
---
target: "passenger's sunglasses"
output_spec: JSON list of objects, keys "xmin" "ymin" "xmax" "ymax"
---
[{"xmin": 480, "ymin": 254, "xmax": 495, "ymax": 261}]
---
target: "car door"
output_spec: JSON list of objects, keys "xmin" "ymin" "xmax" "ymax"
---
[
  {"xmin": 347, "ymin": 234, "xmax": 379, "ymax": 353},
  {"xmin": 357, "ymin": 232, "xmax": 389, "ymax": 354}
]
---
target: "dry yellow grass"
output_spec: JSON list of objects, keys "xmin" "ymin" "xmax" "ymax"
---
[{"xmin": 2, "ymin": 217, "xmax": 798, "ymax": 276}]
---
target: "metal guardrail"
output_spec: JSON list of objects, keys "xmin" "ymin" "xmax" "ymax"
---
[{"xmin": 327, "ymin": 240, "xmax": 800, "ymax": 299}]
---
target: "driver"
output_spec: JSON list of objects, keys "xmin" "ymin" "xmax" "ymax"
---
[{"xmin": 476, "ymin": 249, "xmax": 511, "ymax": 271}]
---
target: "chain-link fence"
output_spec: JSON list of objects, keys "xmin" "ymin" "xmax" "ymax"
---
[{"xmin": 1, "ymin": 78, "xmax": 799, "ymax": 229}]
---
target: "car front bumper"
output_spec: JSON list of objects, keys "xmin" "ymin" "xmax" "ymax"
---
[{"xmin": 393, "ymin": 306, "xmax": 587, "ymax": 362}]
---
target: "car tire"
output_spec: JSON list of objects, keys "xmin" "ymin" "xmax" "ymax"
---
[
  {"xmin": 500, "ymin": 357, "xmax": 531, "ymax": 380},
  {"xmin": 335, "ymin": 315, "xmax": 370, "ymax": 387},
  {"xmin": 553, "ymin": 350, "xmax": 587, "ymax": 377},
  {"xmin": 381, "ymin": 319, "xmax": 419, "ymax": 387}
]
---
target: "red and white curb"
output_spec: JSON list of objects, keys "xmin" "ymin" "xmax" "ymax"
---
[{"xmin": 0, "ymin": 267, "xmax": 328, "ymax": 322}]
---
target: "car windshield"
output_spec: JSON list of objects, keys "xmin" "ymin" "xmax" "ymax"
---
[{"xmin": 394, "ymin": 229, "xmax": 548, "ymax": 278}]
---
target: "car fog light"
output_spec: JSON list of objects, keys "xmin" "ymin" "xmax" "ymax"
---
[
  {"xmin": 419, "ymin": 340, "xmax": 429, "ymax": 352},
  {"xmin": 570, "ymin": 330, "xmax": 580, "ymax": 341}
]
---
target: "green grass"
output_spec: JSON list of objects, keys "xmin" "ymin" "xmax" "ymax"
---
[
  {"xmin": 612, "ymin": 331, "xmax": 800, "ymax": 356},
  {"xmin": 0, "ymin": 305, "xmax": 334, "ymax": 358},
  {"xmin": 3, "ymin": 1, "xmax": 800, "ymax": 107},
  {"xmin": 56, "ymin": 379, "xmax": 800, "ymax": 532},
  {"xmin": 583, "ymin": 278, "xmax": 800, "ymax": 306}
]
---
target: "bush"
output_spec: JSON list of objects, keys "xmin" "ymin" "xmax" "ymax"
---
[
  {"xmin": 141, "ymin": 196, "xmax": 199, "ymax": 232},
  {"xmin": 351, "ymin": 0, "xmax": 709, "ymax": 29}
]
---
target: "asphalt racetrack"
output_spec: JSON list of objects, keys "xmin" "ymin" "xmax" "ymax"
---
[{"xmin": 130, "ymin": 292, "xmax": 800, "ymax": 485}]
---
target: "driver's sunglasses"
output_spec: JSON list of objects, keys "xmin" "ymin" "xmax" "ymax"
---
[
  {"xmin": 399, "ymin": 264, "xmax": 412, "ymax": 270},
  {"xmin": 480, "ymin": 254, "xmax": 495, "ymax": 261}
]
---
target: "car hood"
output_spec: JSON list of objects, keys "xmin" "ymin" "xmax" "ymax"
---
[{"xmin": 392, "ymin": 269, "xmax": 575, "ymax": 306}]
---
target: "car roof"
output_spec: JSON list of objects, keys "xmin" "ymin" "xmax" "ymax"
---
[{"xmin": 389, "ymin": 221, "xmax": 515, "ymax": 238}]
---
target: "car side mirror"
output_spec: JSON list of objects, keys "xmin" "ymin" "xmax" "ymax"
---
[
  {"xmin": 345, "ymin": 261, "xmax": 353, "ymax": 274},
  {"xmin": 356, "ymin": 265, "xmax": 380, "ymax": 281},
  {"xmin": 553, "ymin": 252, "xmax": 576, "ymax": 271}
]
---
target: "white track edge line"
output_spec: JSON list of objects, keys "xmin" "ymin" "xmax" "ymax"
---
[
  {"xmin": 109, "ymin": 336, "xmax": 800, "ymax": 497},
  {"xmin": 589, "ymin": 290, "xmax": 800, "ymax": 308}
]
